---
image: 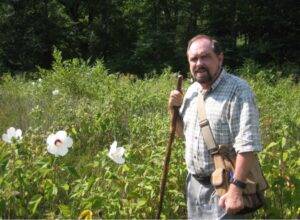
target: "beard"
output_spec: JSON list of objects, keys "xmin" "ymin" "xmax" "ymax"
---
[{"xmin": 192, "ymin": 67, "xmax": 213, "ymax": 84}]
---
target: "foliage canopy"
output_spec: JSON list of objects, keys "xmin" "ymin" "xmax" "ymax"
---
[{"xmin": 0, "ymin": 0, "xmax": 299, "ymax": 76}]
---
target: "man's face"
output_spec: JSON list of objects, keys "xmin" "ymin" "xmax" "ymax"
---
[{"xmin": 187, "ymin": 38, "xmax": 223, "ymax": 86}]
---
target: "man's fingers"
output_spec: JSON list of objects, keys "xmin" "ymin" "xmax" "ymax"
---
[
  {"xmin": 218, "ymin": 194, "xmax": 226, "ymax": 209},
  {"xmin": 220, "ymin": 194, "xmax": 244, "ymax": 215},
  {"xmin": 169, "ymin": 90, "xmax": 183, "ymax": 107}
]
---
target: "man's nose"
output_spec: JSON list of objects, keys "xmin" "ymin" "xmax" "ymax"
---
[{"xmin": 196, "ymin": 58, "xmax": 202, "ymax": 66}]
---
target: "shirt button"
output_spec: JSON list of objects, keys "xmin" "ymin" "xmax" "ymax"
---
[
  {"xmin": 195, "ymin": 136, "xmax": 198, "ymax": 139},
  {"xmin": 194, "ymin": 156, "xmax": 196, "ymax": 159}
]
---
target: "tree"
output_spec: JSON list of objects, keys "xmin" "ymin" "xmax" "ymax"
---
[{"xmin": 0, "ymin": 0, "xmax": 298, "ymax": 76}]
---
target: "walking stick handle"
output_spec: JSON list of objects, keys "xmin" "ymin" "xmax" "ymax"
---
[
  {"xmin": 176, "ymin": 75, "xmax": 183, "ymax": 92},
  {"xmin": 156, "ymin": 74, "xmax": 183, "ymax": 219},
  {"xmin": 170, "ymin": 75, "xmax": 183, "ymax": 134}
]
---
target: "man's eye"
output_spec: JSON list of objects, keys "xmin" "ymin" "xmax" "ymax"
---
[{"xmin": 202, "ymin": 54, "xmax": 210, "ymax": 59}]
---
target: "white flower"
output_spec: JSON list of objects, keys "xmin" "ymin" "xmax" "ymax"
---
[
  {"xmin": 46, "ymin": 130, "xmax": 73, "ymax": 156},
  {"xmin": 38, "ymin": 78, "xmax": 42, "ymax": 82},
  {"xmin": 52, "ymin": 89, "xmax": 59, "ymax": 96},
  {"xmin": 2, "ymin": 127, "xmax": 23, "ymax": 143},
  {"xmin": 108, "ymin": 141, "xmax": 125, "ymax": 164}
]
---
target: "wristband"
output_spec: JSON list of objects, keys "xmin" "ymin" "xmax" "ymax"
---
[{"xmin": 230, "ymin": 177, "xmax": 246, "ymax": 189}]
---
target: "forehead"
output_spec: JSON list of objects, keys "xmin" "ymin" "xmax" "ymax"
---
[{"xmin": 188, "ymin": 38, "xmax": 214, "ymax": 56}]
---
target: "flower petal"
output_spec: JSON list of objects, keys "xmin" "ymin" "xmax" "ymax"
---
[
  {"xmin": 63, "ymin": 137, "xmax": 73, "ymax": 148},
  {"xmin": 7, "ymin": 127, "xmax": 16, "ymax": 139},
  {"xmin": 15, "ymin": 129, "xmax": 22, "ymax": 138},
  {"xmin": 57, "ymin": 146, "xmax": 68, "ymax": 156},
  {"xmin": 52, "ymin": 89, "xmax": 59, "ymax": 96},
  {"xmin": 108, "ymin": 143, "xmax": 125, "ymax": 164},
  {"xmin": 112, "ymin": 157, "xmax": 125, "ymax": 164},
  {"xmin": 47, "ymin": 134, "xmax": 56, "ymax": 145},
  {"xmin": 2, "ymin": 134, "xmax": 11, "ymax": 143},
  {"xmin": 113, "ymin": 147, "xmax": 125, "ymax": 157},
  {"xmin": 56, "ymin": 131, "xmax": 67, "ymax": 140},
  {"xmin": 47, "ymin": 145, "xmax": 59, "ymax": 156},
  {"xmin": 110, "ymin": 141, "xmax": 117, "ymax": 151},
  {"xmin": 108, "ymin": 151, "xmax": 114, "ymax": 160}
]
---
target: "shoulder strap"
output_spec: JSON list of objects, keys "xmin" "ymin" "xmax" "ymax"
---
[
  {"xmin": 198, "ymin": 92, "xmax": 229, "ymax": 180},
  {"xmin": 197, "ymin": 92, "xmax": 219, "ymax": 153}
]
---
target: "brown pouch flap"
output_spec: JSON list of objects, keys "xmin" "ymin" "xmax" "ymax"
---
[
  {"xmin": 243, "ymin": 178, "xmax": 257, "ymax": 195},
  {"xmin": 243, "ymin": 158, "xmax": 268, "ymax": 194},
  {"xmin": 253, "ymin": 157, "xmax": 269, "ymax": 191},
  {"xmin": 226, "ymin": 154, "xmax": 268, "ymax": 193},
  {"xmin": 211, "ymin": 168, "xmax": 226, "ymax": 187}
]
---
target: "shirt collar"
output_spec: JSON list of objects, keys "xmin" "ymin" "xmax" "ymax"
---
[{"xmin": 210, "ymin": 68, "xmax": 225, "ymax": 91}]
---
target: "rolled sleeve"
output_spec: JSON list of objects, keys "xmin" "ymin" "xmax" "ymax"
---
[{"xmin": 231, "ymin": 85, "xmax": 262, "ymax": 153}]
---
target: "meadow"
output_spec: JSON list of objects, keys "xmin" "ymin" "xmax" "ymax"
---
[{"xmin": 0, "ymin": 50, "xmax": 299, "ymax": 219}]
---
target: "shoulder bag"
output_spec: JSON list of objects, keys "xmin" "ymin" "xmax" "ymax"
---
[{"xmin": 197, "ymin": 91, "xmax": 269, "ymax": 215}]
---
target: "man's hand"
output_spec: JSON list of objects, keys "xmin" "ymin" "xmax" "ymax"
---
[
  {"xmin": 168, "ymin": 90, "xmax": 183, "ymax": 112},
  {"xmin": 168, "ymin": 90, "xmax": 184, "ymax": 138},
  {"xmin": 218, "ymin": 152, "xmax": 254, "ymax": 214},
  {"xmin": 219, "ymin": 184, "xmax": 244, "ymax": 214}
]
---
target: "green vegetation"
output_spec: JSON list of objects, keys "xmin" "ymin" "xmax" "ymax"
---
[
  {"xmin": 0, "ymin": 0, "xmax": 299, "ymax": 76},
  {"xmin": 0, "ymin": 52, "xmax": 299, "ymax": 218}
]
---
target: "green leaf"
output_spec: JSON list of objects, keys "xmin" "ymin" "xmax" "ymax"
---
[
  {"xmin": 297, "ymin": 158, "xmax": 300, "ymax": 166},
  {"xmin": 137, "ymin": 199, "xmax": 146, "ymax": 208},
  {"xmin": 93, "ymin": 161, "xmax": 100, "ymax": 168},
  {"xmin": 87, "ymin": 176, "xmax": 96, "ymax": 191},
  {"xmin": 281, "ymin": 137, "xmax": 287, "ymax": 148},
  {"xmin": 29, "ymin": 194, "xmax": 43, "ymax": 215},
  {"xmin": 71, "ymin": 126, "xmax": 77, "ymax": 135},
  {"xmin": 122, "ymin": 164, "xmax": 130, "ymax": 172},
  {"xmin": 67, "ymin": 166, "xmax": 80, "ymax": 178},
  {"xmin": 91, "ymin": 196, "xmax": 103, "ymax": 209},
  {"xmin": 59, "ymin": 204, "xmax": 71, "ymax": 218},
  {"xmin": 282, "ymin": 152, "xmax": 288, "ymax": 161},
  {"xmin": 52, "ymin": 184, "xmax": 58, "ymax": 195},
  {"xmin": 15, "ymin": 159, "xmax": 23, "ymax": 166},
  {"xmin": 264, "ymin": 142, "xmax": 277, "ymax": 151},
  {"xmin": 61, "ymin": 183, "xmax": 69, "ymax": 191}
]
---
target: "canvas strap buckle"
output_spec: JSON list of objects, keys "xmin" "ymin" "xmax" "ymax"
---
[{"xmin": 199, "ymin": 119, "xmax": 209, "ymax": 127}]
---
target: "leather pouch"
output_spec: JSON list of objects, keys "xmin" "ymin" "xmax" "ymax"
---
[{"xmin": 211, "ymin": 168, "xmax": 226, "ymax": 187}]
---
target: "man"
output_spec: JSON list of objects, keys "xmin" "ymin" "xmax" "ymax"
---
[{"xmin": 168, "ymin": 34, "xmax": 262, "ymax": 219}]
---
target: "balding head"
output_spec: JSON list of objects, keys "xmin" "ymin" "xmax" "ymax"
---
[{"xmin": 187, "ymin": 34, "xmax": 222, "ymax": 56}]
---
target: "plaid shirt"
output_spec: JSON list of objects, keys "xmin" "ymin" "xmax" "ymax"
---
[{"xmin": 180, "ymin": 69, "xmax": 262, "ymax": 176}]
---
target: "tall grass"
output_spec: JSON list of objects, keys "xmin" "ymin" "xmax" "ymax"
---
[{"xmin": 0, "ymin": 51, "xmax": 299, "ymax": 218}]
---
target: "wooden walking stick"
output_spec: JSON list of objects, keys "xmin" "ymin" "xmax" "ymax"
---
[{"xmin": 156, "ymin": 75, "xmax": 183, "ymax": 219}]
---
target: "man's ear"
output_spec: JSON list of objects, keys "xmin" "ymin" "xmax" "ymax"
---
[{"xmin": 218, "ymin": 53, "xmax": 224, "ymax": 67}]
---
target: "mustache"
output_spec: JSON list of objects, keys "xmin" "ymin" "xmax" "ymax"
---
[{"xmin": 195, "ymin": 66, "xmax": 208, "ymax": 72}]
